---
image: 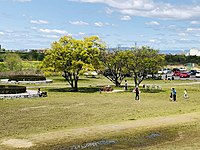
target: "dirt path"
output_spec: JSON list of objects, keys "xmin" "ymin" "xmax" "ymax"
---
[
  {"xmin": 26, "ymin": 81, "xmax": 200, "ymax": 89},
  {"xmin": 1, "ymin": 112, "xmax": 200, "ymax": 149}
]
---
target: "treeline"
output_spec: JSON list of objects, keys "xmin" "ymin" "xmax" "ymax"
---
[
  {"xmin": 165, "ymin": 54, "xmax": 200, "ymax": 65},
  {"xmin": 1, "ymin": 49, "xmax": 200, "ymax": 66},
  {"xmin": 0, "ymin": 50, "xmax": 44, "ymax": 62}
]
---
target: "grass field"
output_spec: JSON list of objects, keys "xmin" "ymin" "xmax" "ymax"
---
[{"xmin": 0, "ymin": 76, "xmax": 200, "ymax": 149}]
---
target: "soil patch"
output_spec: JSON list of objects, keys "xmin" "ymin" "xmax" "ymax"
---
[{"xmin": 2, "ymin": 139, "xmax": 34, "ymax": 148}]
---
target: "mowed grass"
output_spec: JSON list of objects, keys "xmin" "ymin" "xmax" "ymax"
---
[
  {"xmin": 0, "ymin": 76, "xmax": 200, "ymax": 149},
  {"xmin": 36, "ymin": 121, "xmax": 200, "ymax": 150}
]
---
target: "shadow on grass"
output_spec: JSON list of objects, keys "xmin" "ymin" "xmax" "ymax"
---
[
  {"xmin": 48, "ymin": 87, "xmax": 100, "ymax": 93},
  {"xmin": 140, "ymin": 89, "xmax": 166, "ymax": 93},
  {"xmin": 128, "ymin": 118, "xmax": 136, "ymax": 121},
  {"xmin": 51, "ymin": 77, "xmax": 96, "ymax": 83}
]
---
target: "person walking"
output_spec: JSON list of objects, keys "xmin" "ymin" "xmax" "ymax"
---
[
  {"xmin": 124, "ymin": 80, "xmax": 128, "ymax": 91},
  {"xmin": 172, "ymin": 88, "xmax": 177, "ymax": 101},
  {"xmin": 165, "ymin": 74, "xmax": 168, "ymax": 80},
  {"xmin": 184, "ymin": 89, "xmax": 189, "ymax": 99},
  {"xmin": 37, "ymin": 88, "xmax": 42, "ymax": 97},
  {"xmin": 134, "ymin": 86, "xmax": 140, "ymax": 100},
  {"xmin": 169, "ymin": 88, "xmax": 173, "ymax": 101}
]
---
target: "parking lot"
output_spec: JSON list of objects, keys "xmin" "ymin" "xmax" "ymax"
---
[{"xmin": 161, "ymin": 73, "xmax": 200, "ymax": 81}]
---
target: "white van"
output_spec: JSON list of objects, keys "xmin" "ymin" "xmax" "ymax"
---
[
  {"xmin": 158, "ymin": 68, "xmax": 171, "ymax": 74},
  {"xmin": 196, "ymin": 70, "xmax": 200, "ymax": 78}
]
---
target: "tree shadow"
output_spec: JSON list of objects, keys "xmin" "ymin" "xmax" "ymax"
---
[
  {"xmin": 48, "ymin": 87, "xmax": 100, "ymax": 93},
  {"xmin": 128, "ymin": 118, "xmax": 136, "ymax": 121},
  {"xmin": 140, "ymin": 89, "xmax": 166, "ymax": 93}
]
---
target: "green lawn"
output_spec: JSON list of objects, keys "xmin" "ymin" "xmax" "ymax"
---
[{"xmin": 0, "ymin": 76, "xmax": 200, "ymax": 149}]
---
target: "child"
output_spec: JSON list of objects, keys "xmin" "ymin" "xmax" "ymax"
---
[
  {"xmin": 170, "ymin": 90, "xmax": 173, "ymax": 101},
  {"xmin": 184, "ymin": 89, "xmax": 189, "ymax": 99}
]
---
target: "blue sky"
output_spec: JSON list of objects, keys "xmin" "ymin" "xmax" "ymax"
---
[{"xmin": 1, "ymin": 0, "xmax": 200, "ymax": 50}]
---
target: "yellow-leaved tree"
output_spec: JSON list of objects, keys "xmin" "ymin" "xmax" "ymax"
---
[{"xmin": 42, "ymin": 36, "xmax": 105, "ymax": 91}]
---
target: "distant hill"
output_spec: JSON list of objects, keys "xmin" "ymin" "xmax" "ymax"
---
[{"xmin": 159, "ymin": 50, "xmax": 189, "ymax": 55}]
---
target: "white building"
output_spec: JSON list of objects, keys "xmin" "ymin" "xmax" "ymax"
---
[{"xmin": 186, "ymin": 48, "xmax": 200, "ymax": 56}]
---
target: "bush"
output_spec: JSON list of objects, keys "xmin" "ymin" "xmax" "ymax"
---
[
  {"xmin": 8, "ymin": 75, "xmax": 46, "ymax": 81},
  {"xmin": 0, "ymin": 85, "xmax": 26, "ymax": 94}
]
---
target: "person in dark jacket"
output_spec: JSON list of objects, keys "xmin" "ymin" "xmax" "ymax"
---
[
  {"xmin": 172, "ymin": 88, "xmax": 176, "ymax": 101},
  {"xmin": 133, "ymin": 86, "xmax": 140, "ymax": 100}
]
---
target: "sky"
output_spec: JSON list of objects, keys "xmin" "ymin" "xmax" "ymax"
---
[{"xmin": 1, "ymin": 0, "xmax": 200, "ymax": 50}]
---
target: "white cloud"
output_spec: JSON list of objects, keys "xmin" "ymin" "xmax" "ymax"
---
[
  {"xmin": 13, "ymin": 0, "xmax": 31, "ymax": 2},
  {"xmin": 105, "ymin": 7, "xmax": 114, "ymax": 14},
  {"xmin": 72, "ymin": 0, "xmax": 200, "ymax": 20},
  {"xmin": 105, "ymin": 22, "xmax": 114, "ymax": 26},
  {"xmin": 178, "ymin": 32, "xmax": 187, "ymax": 36},
  {"xmin": 187, "ymin": 28, "xmax": 200, "ymax": 32},
  {"xmin": 149, "ymin": 39, "xmax": 160, "ymax": 43},
  {"xmin": 0, "ymin": 32, "xmax": 5, "ymax": 35},
  {"xmin": 94, "ymin": 22, "xmax": 104, "ymax": 27},
  {"xmin": 120, "ymin": 16, "xmax": 131, "ymax": 21},
  {"xmin": 78, "ymin": 32, "xmax": 85, "ymax": 35},
  {"xmin": 145, "ymin": 21, "xmax": 160, "ymax": 26},
  {"xmin": 41, "ymin": 35, "xmax": 59, "ymax": 38},
  {"xmin": 190, "ymin": 21, "xmax": 200, "ymax": 24},
  {"xmin": 69, "ymin": 21, "xmax": 89, "ymax": 26},
  {"xmin": 39, "ymin": 29, "xmax": 68, "ymax": 34},
  {"xmin": 94, "ymin": 22, "xmax": 114, "ymax": 27},
  {"xmin": 30, "ymin": 20, "xmax": 49, "ymax": 24}
]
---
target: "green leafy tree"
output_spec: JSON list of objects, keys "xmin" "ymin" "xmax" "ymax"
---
[
  {"xmin": 42, "ymin": 36, "xmax": 104, "ymax": 91},
  {"xmin": 100, "ymin": 49, "xmax": 130, "ymax": 87},
  {"xmin": 126, "ymin": 47, "xmax": 165, "ymax": 86},
  {"xmin": 4, "ymin": 53, "xmax": 22, "ymax": 71}
]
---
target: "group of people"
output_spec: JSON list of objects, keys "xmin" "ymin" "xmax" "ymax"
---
[
  {"xmin": 169, "ymin": 88, "xmax": 189, "ymax": 101},
  {"xmin": 124, "ymin": 80, "xmax": 189, "ymax": 101},
  {"xmin": 37, "ymin": 88, "xmax": 47, "ymax": 97}
]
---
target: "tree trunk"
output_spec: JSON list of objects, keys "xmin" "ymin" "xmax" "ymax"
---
[
  {"xmin": 72, "ymin": 73, "xmax": 78, "ymax": 92},
  {"xmin": 115, "ymin": 77, "xmax": 120, "ymax": 87},
  {"xmin": 74, "ymin": 79, "xmax": 78, "ymax": 92}
]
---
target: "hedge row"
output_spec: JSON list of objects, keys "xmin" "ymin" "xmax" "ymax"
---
[
  {"xmin": 0, "ymin": 85, "xmax": 26, "ymax": 94},
  {"xmin": 8, "ymin": 75, "xmax": 46, "ymax": 81}
]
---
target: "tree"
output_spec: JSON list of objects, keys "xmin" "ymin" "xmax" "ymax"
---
[
  {"xmin": 4, "ymin": 53, "xmax": 22, "ymax": 71},
  {"xmin": 126, "ymin": 47, "xmax": 164, "ymax": 86},
  {"xmin": 42, "ymin": 36, "xmax": 104, "ymax": 91},
  {"xmin": 100, "ymin": 49, "xmax": 130, "ymax": 87}
]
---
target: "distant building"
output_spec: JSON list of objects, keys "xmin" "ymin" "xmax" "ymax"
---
[{"xmin": 186, "ymin": 48, "xmax": 200, "ymax": 56}]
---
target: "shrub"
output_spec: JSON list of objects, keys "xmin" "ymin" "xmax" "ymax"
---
[
  {"xmin": 0, "ymin": 85, "xmax": 26, "ymax": 94},
  {"xmin": 8, "ymin": 75, "xmax": 46, "ymax": 81}
]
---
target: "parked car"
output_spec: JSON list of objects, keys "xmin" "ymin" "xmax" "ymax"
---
[
  {"xmin": 83, "ymin": 71, "xmax": 98, "ymax": 77},
  {"xmin": 196, "ymin": 70, "xmax": 200, "ymax": 78},
  {"xmin": 180, "ymin": 72, "xmax": 190, "ymax": 78},
  {"xmin": 158, "ymin": 69, "xmax": 163, "ymax": 74},
  {"xmin": 173, "ymin": 71, "xmax": 181, "ymax": 76},
  {"xmin": 179, "ymin": 67, "xmax": 187, "ymax": 72},
  {"xmin": 172, "ymin": 68, "xmax": 180, "ymax": 72},
  {"xmin": 158, "ymin": 68, "xmax": 171, "ymax": 74},
  {"xmin": 189, "ymin": 70, "xmax": 197, "ymax": 75}
]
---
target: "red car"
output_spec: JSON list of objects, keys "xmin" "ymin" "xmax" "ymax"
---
[
  {"xmin": 173, "ymin": 71, "xmax": 181, "ymax": 76},
  {"xmin": 180, "ymin": 72, "xmax": 190, "ymax": 78}
]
